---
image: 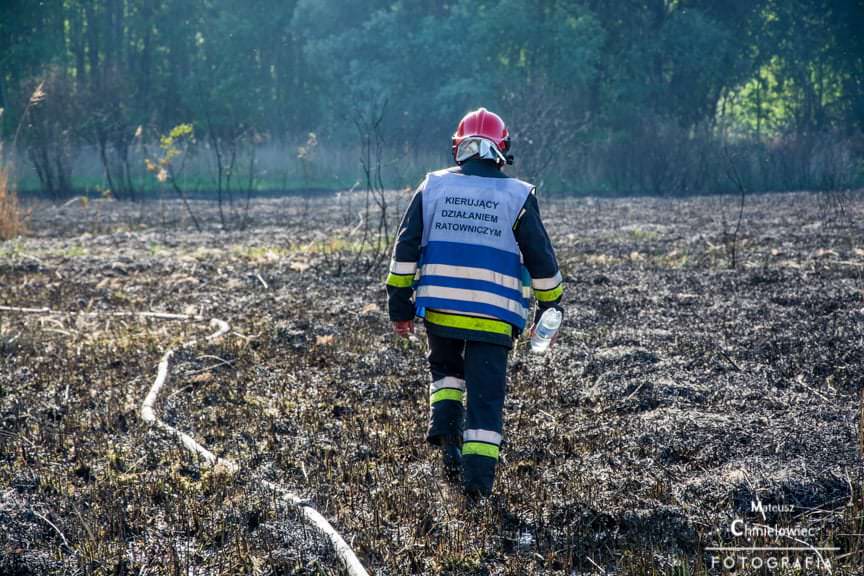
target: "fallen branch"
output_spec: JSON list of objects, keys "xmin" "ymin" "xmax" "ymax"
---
[
  {"xmin": 139, "ymin": 317, "xmax": 370, "ymax": 576},
  {"xmin": 621, "ymin": 382, "xmax": 645, "ymax": 404},
  {"xmin": 0, "ymin": 305, "xmax": 52, "ymax": 314},
  {"xmin": 1, "ymin": 306, "xmax": 370, "ymax": 576},
  {"xmin": 31, "ymin": 509, "xmax": 75, "ymax": 554},
  {"xmin": 60, "ymin": 196, "xmax": 83, "ymax": 208},
  {"xmin": 0, "ymin": 306, "xmax": 193, "ymax": 321},
  {"xmin": 716, "ymin": 348, "xmax": 742, "ymax": 372}
]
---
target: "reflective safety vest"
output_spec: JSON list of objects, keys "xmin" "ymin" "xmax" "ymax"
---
[{"xmin": 415, "ymin": 169, "xmax": 534, "ymax": 330}]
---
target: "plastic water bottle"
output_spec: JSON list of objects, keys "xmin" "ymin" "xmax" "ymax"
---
[{"xmin": 530, "ymin": 308, "xmax": 563, "ymax": 354}]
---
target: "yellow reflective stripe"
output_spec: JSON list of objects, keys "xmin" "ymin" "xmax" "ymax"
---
[
  {"xmin": 462, "ymin": 442, "xmax": 500, "ymax": 459},
  {"xmin": 430, "ymin": 388, "xmax": 463, "ymax": 404},
  {"xmin": 430, "ymin": 376, "xmax": 466, "ymax": 393},
  {"xmin": 534, "ymin": 283, "xmax": 564, "ymax": 302},
  {"xmin": 513, "ymin": 208, "xmax": 527, "ymax": 230},
  {"xmin": 386, "ymin": 272, "xmax": 414, "ymax": 288},
  {"xmin": 425, "ymin": 310, "xmax": 512, "ymax": 337}
]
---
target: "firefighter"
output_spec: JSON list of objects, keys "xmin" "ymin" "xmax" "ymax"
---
[{"xmin": 386, "ymin": 107, "xmax": 564, "ymax": 498}]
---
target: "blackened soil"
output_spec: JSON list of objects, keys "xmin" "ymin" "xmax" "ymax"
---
[{"xmin": 2, "ymin": 189, "xmax": 863, "ymax": 575}]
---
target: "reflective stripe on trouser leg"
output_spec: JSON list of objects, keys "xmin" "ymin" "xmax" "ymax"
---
[
  {"xmin": 425, "ymin": 333, "xmax": 466, "ymax": 443},
  {"xmin": 462, "ymin": 429, "xmax": 502, "ymax": 459},
  {"xmin": 430, "ymin": 376, "xmax": 466, "ymax": 405},
  {"xmin": 462, "ymin": 339, "xmax": 509, "ymax": 494}
]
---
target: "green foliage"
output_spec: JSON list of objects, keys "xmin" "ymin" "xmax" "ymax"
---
[
  {"xmin": 0, "ymin": 0, "xmax": 862, "ymax": 195},
  {"xmin": 719, "ymin": 0, "xmax": 863, "ymax": 138},
  {"xmin": 159, "ymin": 123, "xmax": 195, "ymax": 162},
  {"xmin": 145, "ymin": 123, "xmax": 194, "ymax": 183}
]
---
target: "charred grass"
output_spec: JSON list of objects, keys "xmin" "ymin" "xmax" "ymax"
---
[{"xmin": 1, "ymin": 190, "xmax": 864, "ymax": 575}]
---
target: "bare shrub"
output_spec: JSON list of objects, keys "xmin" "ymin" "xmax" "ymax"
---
[
  {"xmin": 351, "ymin": 98, "xmax": 390, "ymax": 273},
  {"xmin": 596, "ymin": 118, "xmax": 720, "ymax": 196},
  {"xmin": 21, "ymin": 69, "xmax": 79, "ymax": 200},
  {"xmin": 83, "ymin": 66, "xmax": 138, "ymax": 201},
  {"xmin": 719, "ymin": 144, "xmax": 748, "ymax": 269},
  {"xmin": 505, "ymin": 79, "xmax": 591, "ymax": 190}
]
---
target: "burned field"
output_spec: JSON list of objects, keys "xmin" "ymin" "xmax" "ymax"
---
[{"xmin": 1, "ymin": 190, "xmax": 863, "ymax": 575}]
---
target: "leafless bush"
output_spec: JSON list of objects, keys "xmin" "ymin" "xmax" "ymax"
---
[
  {"xmin": 813, "ymin": 132, "xmax": 860, "ymax": 192},
  {"xmin": 297, "ymin": 132, "xmax": 319, "ymax": 223},
  {"xmin": 596, "ymin": 118, "xmax": 720, "ymax": 196},
  {"xmin": 505, "ymin": 80, "xmax": 590, "ymax": 189},
  {"xmin": 749, "ymin": 131, "xmax": 862, "ymax": 194},
  {"xmin": 571, "ymin": 118, "xmax": 862, "ymax": 197},
  {"xmin": 351, "ymin": 98, "xmax": 390, "ymax": 273},
  {"xmin": 239, "ymin": 131, "xmax": 263, "ymax": 230},
  {"xmin": 812, "ymin": 133, "xmax": 862, "ymax": 225},
  {"xmin": 83, "ymin": 66, "xmax": 138, "ymax": 201},
  {"xmin": 635, "ymin": 120, "xmax": 689, "ymax": 195},
  {"xmin": 201, "ymin": 107, "xmax": 256, "ymax": 230},
  {"xmin": 719, "ymin": 144, "xmax": 748, "ymax": 269},
  {"xmin": 21, "ymin": 69, "xmax": 78, "ymax": 200}
]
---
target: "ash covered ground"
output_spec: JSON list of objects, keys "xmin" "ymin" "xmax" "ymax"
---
[{"xmin": 1, "ymin": 189, "xmax": 863, "ymax": 575}]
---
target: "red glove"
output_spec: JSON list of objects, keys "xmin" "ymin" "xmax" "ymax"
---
[{"xmin": 392, "ymin": 320, "xmax": 414, "ymax": 338}]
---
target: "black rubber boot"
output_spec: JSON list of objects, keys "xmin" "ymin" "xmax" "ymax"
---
[
  {"xmin": 463, "ymin": 454, "xmax": 496, "ymax": 498},
  {"xmin": 426, "ymin": 400, "xmax": 463, "ymax": 444}
]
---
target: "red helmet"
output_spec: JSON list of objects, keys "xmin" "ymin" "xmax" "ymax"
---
[{"xmin": 452, "ymin": 107, "xmax": 511, "ymax": 164}]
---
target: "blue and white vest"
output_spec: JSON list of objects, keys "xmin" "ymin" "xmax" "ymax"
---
[{"xmin": 416, "ymin": 169, "xmax": 533, "ymax": 329}]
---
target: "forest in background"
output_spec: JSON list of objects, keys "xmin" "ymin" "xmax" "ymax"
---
[{"xmin": 1, "ymin": 0, "xmax": 863, "ymax": 198}]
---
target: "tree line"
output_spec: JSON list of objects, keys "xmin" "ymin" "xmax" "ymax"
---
[{"xmin": 1, "ymin": 0, "xmax": 862, "ymax": 198}]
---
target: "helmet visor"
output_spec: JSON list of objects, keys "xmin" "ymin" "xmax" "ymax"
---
[{"xmin": 456, "ymin": 137, "xmax": 506, "ymax": 164}]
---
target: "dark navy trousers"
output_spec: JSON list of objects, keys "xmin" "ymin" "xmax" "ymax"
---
[{"xmin": 425, "ymin": 332, "xmax": 509, "ymax": 493}]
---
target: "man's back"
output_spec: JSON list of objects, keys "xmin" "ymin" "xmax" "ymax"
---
[{"xmin": 384, "ymin": 107, "xmax": 564, "ymax": 498}]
